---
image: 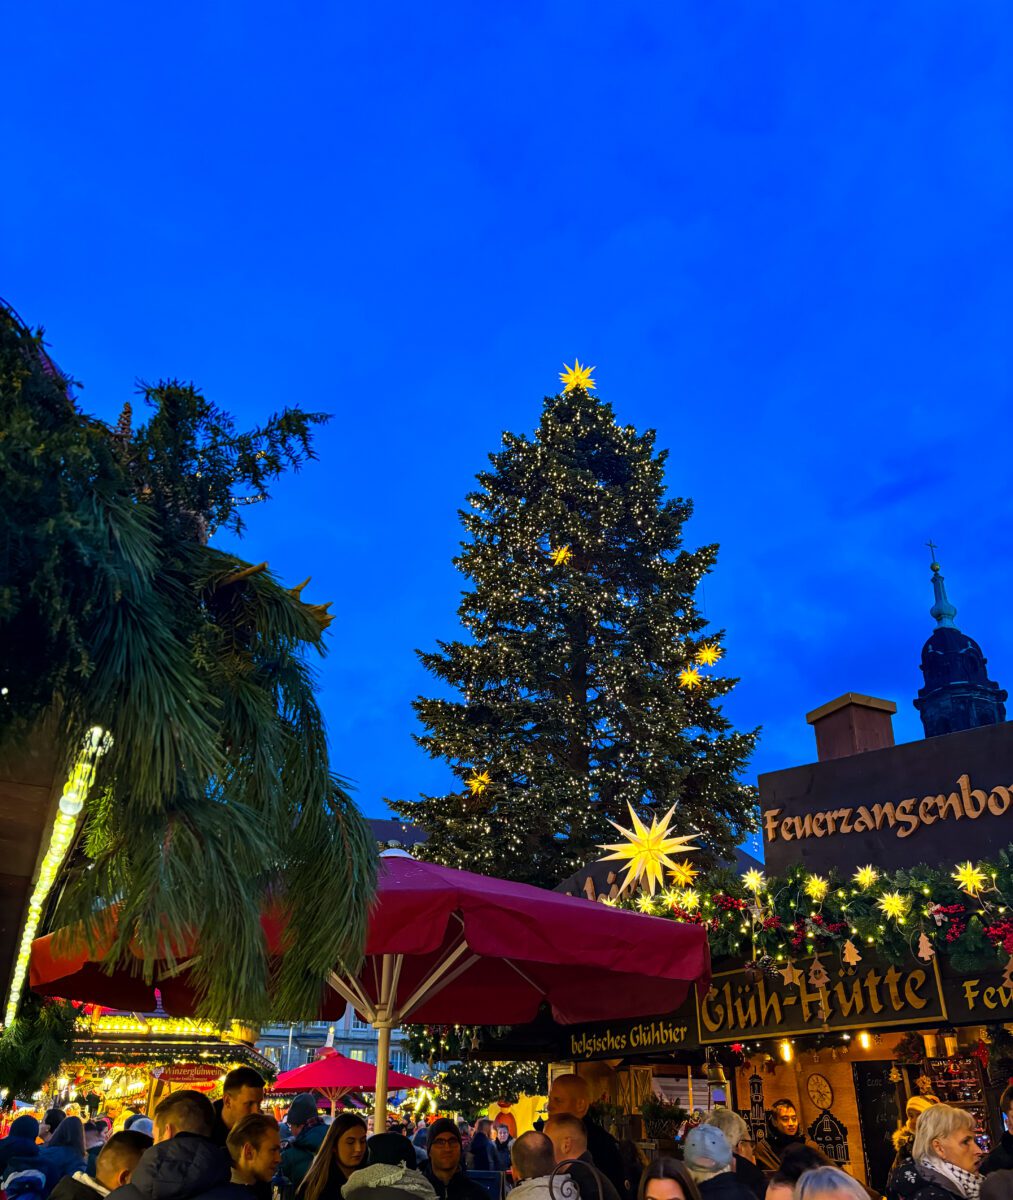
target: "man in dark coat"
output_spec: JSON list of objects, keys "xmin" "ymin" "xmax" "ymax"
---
[
  {"xmin": 280, "ymin": 1095, "xmax": 327, "ymax": 1191},
  {"xmin": 51, "ymin": 1132, "xmax": 152, "ymax": 1200},
  {"xmin": 982, "ymin": 1086, "xmax": 1013, "ymax": 1175},
  {"xmin": 752, "ymin": 1102, "xmax": 806, "ymax": 1173},
  {"xmin": 0, "ymin": 1116, "xmax": 42, "ymax": 1176},
  {"xmin": 210, "ymin": 1070, "xmax": 266, "ymax": 1149},
  {"xmin": 108, "ymin": 1090, "xmax": 251, "ymax": 1200},
  {"xmin": 547, "ymin": 1076, "xmax": 625, "ymax": 1200},
  {"xmin": 544, "ymin": 1116, "xmax": 623, "ymax": 1200},
  {"xmin": 420, "ymin": 1119, "xmax": 487, "ymax": 1200}
]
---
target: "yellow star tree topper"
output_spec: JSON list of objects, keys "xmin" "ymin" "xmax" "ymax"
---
[
  {"xmin": 952, "ymin": 862, "xmax": 987, "ymax": 896},
  {"xmin": 599, "ymin": 803, "xmax": 699, "ymax": 896},
  {"xmin": 550, "ymin": 545, "xmax": 573, "ymax": 566},
  {"xmin": 560, "ymin": 360, "xmax": 597, "ymax": 392},
  {"xmin": 466, "ymin": 770, "xmax": 491, "ymax": 796},
  {"xmin": 695, "ymin": 643, "xmax": 723, "ymax": 667}
]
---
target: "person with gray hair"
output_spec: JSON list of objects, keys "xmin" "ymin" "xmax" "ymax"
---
[
  {"xmin": 682, "ymin": 1126, "xmax": 755, "ymax": 1200},
  {"xmin": 702, "ymin": 1111, "xmax": 765, "ymax": 1200},
  {"xmin": 794, "ymin": 1167, "xmax": 870, "ymax": 1200},
  {"xmin": 509, "ymin": 1133, "xmax": 578, "ymax": 1200},
  {"xmin": 887, "ymin": 1104, "xmax": 983, "ymax": 1200}
]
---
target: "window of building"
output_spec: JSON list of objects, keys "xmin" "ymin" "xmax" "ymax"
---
[
  {"xmin": 390, "ymin": 1051, "xmax": 409, "ymax": 1073},
  {"xmin": 349, "ymin": 1048, "xmax": 367, "ymax": 1062},
  {"xmin": 351, "ymin": 1016, "xmax": 369, "ymax": 1031}
]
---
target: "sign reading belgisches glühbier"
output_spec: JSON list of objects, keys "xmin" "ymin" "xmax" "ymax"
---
[{"xmin": 759, "ymin": 720, "xmax": 1013, "ymax": 876}]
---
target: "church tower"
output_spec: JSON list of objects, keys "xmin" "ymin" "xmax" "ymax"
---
[{"xmin": 913, "ymin": 556, "xmax": 1006, "ymax": 738}]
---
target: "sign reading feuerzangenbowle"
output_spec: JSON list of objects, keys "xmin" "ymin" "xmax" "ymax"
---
[{"xmin": 758, "ymin": 720, "xmax": 1013, "ymax": 876}]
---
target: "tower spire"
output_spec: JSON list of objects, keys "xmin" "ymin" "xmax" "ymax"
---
[{"xmin": 927, "ymin": 545, "xmax": 957, "ymax": 629}]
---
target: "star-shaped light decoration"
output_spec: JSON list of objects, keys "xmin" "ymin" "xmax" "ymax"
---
[
  {"xmin": 560, "ymin": 359, "xmax": 596, "ymax": 392},
  {"xmin": 636, "ymin": 893, "xmax": 657, "ymax": 915},
  {"xmin": 952, "ymin": 861, "xmax": 987, "ymax": 897},
  {"xmin": 804, "ymin": 874, "xmax": 829, "ymax": 903},
  {"xmin": 599, "ymin": 803, "xmax": 699, "ymax": 895},
  {"xmin": 679, "ymin": 666, "xmax": 703, "ymax": 690},
  {"xmin": 662, "ymin": 888, "xmax": 683, "ymax": 908},
  {"xmin": 695, "ymin": 643, "xmax": 723, "ymax": 667},
  {"xmin": 680, "ymin": 889, "xmax": 701, "ymax": 912},
  {"xmin": 853, "ymin": 865, "xmax": 879, "ymax": 890},
  {"xmin": 877, "ymin": 891, "xmax": 911, "ymax": 921},
  {"xmin": 669, "ymin": 860, "xmax": 698, "ymax": 888},
  {"xmin": 550, "ymin": 545, "xmax": 573, "ymax": 567},
  {"xmin": 466, "ymin": 770, "xmax": 491, "ymax": 796},
  {"xmin": 742, "ymin": 868, "xmax": 766, "ymax": 894}
]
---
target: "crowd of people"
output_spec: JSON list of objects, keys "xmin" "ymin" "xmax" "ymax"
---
[{"xmin": 2, "ymin": 1068, "xmax": 1011, "ymax": 1200}]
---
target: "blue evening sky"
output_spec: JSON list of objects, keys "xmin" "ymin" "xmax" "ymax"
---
[{"xmin": 5, "ymin": 5, "xmax": 1013, "ymax": 858}]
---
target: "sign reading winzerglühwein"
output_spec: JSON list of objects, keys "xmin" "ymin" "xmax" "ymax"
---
[{"xmin": 759, "ymin": 720, "xmax": 1013, "ymax": 875}]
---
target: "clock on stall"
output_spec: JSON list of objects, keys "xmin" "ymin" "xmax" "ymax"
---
[{"xmin": 807, "ymin": 1073, "xmax": 834, "ymax": 1110}]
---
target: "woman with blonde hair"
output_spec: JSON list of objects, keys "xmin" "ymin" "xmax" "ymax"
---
[
  {"xmin": 299, "ymin": 1114, "xmax": 368, "ymax": 1200},
  {"xmin": 794, "ymin": 1166, "xmax": 870, "ymax": 1200},
  {"xmin": 888, "ymin": 1104, "xmax": 983, "ymax": 1200}
]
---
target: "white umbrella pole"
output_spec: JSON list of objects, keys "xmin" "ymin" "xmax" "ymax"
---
[{"xmin": 373, "ymin": 953, "xmax": 394, "ymax": 1124}]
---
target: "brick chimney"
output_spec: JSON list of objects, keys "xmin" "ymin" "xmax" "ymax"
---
[{"xmin": 805, "ymin": 693, "xmax": 897, "ymax": 762}]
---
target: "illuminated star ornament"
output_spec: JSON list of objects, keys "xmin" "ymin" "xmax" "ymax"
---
[
  {"xmin": 559, "ymin": 359, "xmax": 596, "ymax": 392},
  {"xmin": 669, "ymin": 859, "xmax": 698, "ymax": 888},
  {"xmin": 636, "ymin": 893, "xmax": 657, "ymax": 915},
  {"xmin": 599, "ymin": 803, "xmax": 699, "ymax": 895},
  {"xmin": 877, "ymin": 891, "xmax": 911, "ymax": 921},
  {"xmin": 550, "ymin": 545, "xmax": 573, "ymax": 567},
  {"xmin": 742, "ymin": 869, "xmax": 766, "ymax": 894},
  {"xmin": 679, "ymin": 666, "xmax": 702, "ymax": 690},
  {"xmin": 952, "ymin": 861, "xmax": 987, "ymax": 896},
  {"xmin": 853, "ymin": 865, "xmax": 879, "ymax": 890},
  {"xmin": 804, "ymin": 874, "xmax": 829, "ymax": 903},
  {"xmin": 695, "ymin": 643, "xmax": 723, "ymax": 667},
  {"xmin": 679, "ymin": 889, "xmax": 700, "ymax": 912},
  {"xmin": 466, "ymin": 770, "xmax": 491, "ymax": 796}
]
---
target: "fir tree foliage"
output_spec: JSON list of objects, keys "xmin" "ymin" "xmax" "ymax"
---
[
  {"xmin": 0, "ymin": 304, "xmax": 376, "ymax": 1021},
  {"xmin": 391, "ymin": 385, "xmax": 757, "ymax": 886}
]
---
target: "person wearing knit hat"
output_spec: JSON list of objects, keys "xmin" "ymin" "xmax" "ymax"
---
[
  {"xmin": 281, "ymin": 1095, "xmax": 327, "ymax": 1191},
  {"xmin": 892, "ymin": 1097, "xmax": 942, "ymax": 1171},
  {"xmin": 0, "ymin": 1115, "xmax": 41, "ymax": 1177},
  {"xmin": 420, "ymin": 1121, "xmax": 486, "ymax": 1200},
  {"xmin": 684, "ymin": 1126, "xmax": 756, "ymax": 1200}
]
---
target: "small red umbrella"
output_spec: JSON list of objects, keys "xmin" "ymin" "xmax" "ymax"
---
[
  {"xmin": 271, "ymin": 1047, "xmax": 423, "ymax": 1112},
  {"xmin": 31, "ymin": 853, "xmax": 709, "ymax": 1117}
]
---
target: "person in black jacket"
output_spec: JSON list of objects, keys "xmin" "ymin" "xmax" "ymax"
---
[
  {"xmin": 701, "ymin": 1110, "xmax": 766, "ymax": 1200},
  {"xmin": 682, "ymin": 1126, "xmax": 756, "ymax": 1200},
  {"xmin": 467, "ymin": 1122, "xmax": 496, "ymax": 1173},
  {"xmin": 547, "ymin": 1075, "xmax": 625, "ymax": 1200},
  {"xmin": 0, "ymin": 1116, "xmax": 42, "ymax": 1177},
  {"xmin": 420, "ymin": 1119, "xmax": 487, "ymax": 1200},
  {"xmin": 753, "ymin": 1103, "xmax": 807, "ymax": 1174},
  {"xmin": 886, "ymin": 1104, "xmax": 983, "ymax": 1200},
  {"xmin": 982, "ymin": 1087, "xmax": 1013, "ymax": 1176},
  {"xmin": 544, "ymin": 1115, "xmax": 623, "ymax": 1200},
  {"xmin": 107, "ymin": 1090, "xmax": 251, "ymax": 1200},
  {"xmin": 210, "ymin": 1070, "xmax": 266, "ymax": 1149},
  {"xmin": 50, "ymin": 1132, "xmax": 152, "ymax": 1200}
]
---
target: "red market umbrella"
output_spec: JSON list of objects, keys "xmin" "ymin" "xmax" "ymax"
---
[
  {"xmin": 31, "ymin": 852, "xmax": 709, "ymax": 1116},
  {"xmin": 271, "ymin": 1047, "xmax": 423, "ymax": 1111}
]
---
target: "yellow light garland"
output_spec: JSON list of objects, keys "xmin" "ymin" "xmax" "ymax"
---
[{"xmin": 4, "ymin": 726, "xmax": 112, "ymax": 1028}]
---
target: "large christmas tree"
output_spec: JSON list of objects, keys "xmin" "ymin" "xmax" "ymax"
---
[{"xmin": 389, "ymin": 363, "xmax": 757, "ymax": 887}]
